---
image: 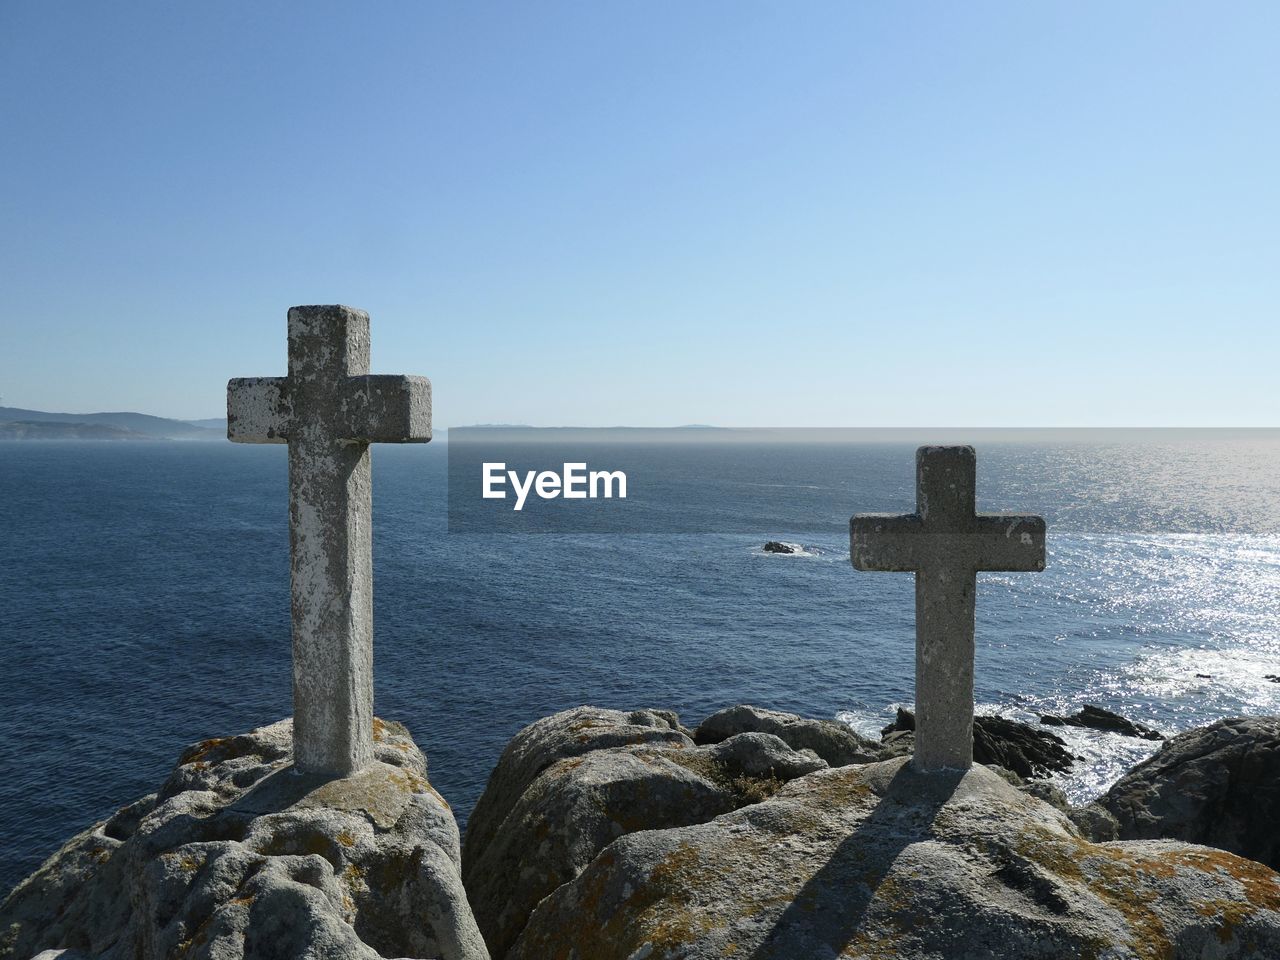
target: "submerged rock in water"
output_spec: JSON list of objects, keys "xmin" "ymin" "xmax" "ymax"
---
[
  {"xmin": 462, "ymin": 705, "xmax": 829, "ymax": 959},
  {"xmin": 508, "ymin": 756, "xmax": 1280, "ymax": 960},
  {"xmin": 0, "ymin": 718, "xmax": 488, "ymax": 960},
  {"xmin": 1093, "ymin": 715, "xmax": 1280, "ymax": 870},
  {"xmin": 695, "ymin": 704, "xmax": 881, "ymax": 766},
  {"xmin": 762, "ymin": 541, "xmax": 796, "ymax": 554},
  {"xmin": 881, "ymin": 707, "xmax": 1076, "ymax": 778},
  {"xmin": 1040, "ymin": 704, "xmax": 1165, "ymax": 740}
]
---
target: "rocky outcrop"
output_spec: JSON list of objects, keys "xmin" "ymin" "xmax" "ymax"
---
[
  {"xmin": 0, "ymin": 718, "xmax": 488, "ymax": 960},
  {"xmin": 762, "ymin": 541, "xmax": 796, "ymax": 554},
  {"xmin": 509, "ymin": 756, "xmax": 1280, "ymax": 960},
  {"xmin": 1094, "ymin": 716, "xmax": 1280, "ymax": 870},
  {"xmin": 694, "ymin": 704, "xmax": 881, "ymax": 766},
  {"xmin": 460, "ymin": 706, "xmax": 691, "ymax": 882},
  {"xmin": 461, "ymin": 706, "xmax": 830, "ymax": 959},
  {"xmin": 879, "ymin": 707, "xmax": 1075, "ymax": 778},
  {"xmin": 1041, "ymin": 704, "xmax": 1164, "ymax": 741}
]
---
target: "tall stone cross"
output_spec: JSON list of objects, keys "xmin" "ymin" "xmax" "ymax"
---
[
  {"xmin": 227, "ymin": 305, "xmax": 431, "ymax": 777},
  {"xmin": 850, "ymin": 446, "xmax": 1045, "ymax": 773}
]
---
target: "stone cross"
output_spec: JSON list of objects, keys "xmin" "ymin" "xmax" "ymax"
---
[
  {"xmin": 227, "ymin": 305, "xmax": 431, "ymax": 777},
  {"xmin": 850, "ymin": 446, "xmax": 1045, "ymax": 773}
]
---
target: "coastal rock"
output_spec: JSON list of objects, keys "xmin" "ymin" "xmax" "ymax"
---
[
  {"xmin": 762, "ymin": 541, "xmax": 796, "ymax": 554},
  {"xmin": 1094, "ymin": 716, "xmax": 1280, "ymax": 869},
  {"xmin": 460, "ymin": 706, "xmax": 691, "ymax": 882},
  {"xmin": 881, "ymin": 708, "xmax": 1075, "ymax": 778},
  {"xmin": 462, "ymin": 707, "xmax": 829, "ymax": 959},
  {"xmin": 695, "ymin": 704, "xmax": 881, "ymax": 766},
  {"xmin": 508, "ymin": 756, "xmax": 1280, "ymax": 960},
  {"xmin": 1041, "ymin": 704, "xmax": 1164, "ymax": 741},
  {"xmin": 0, "ymin": 718, "xmax": 488, "ymax": 960},
  {"xmin": 1016, "ymin": 777, "xmax": 1121, "ymax": 842}
]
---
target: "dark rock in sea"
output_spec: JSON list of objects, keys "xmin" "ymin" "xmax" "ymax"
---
[
  {"xmin": 1093, "ymin": 716, "xmax": 1280, "ymax": 870},
  {"xmin": 881, "ymin": 708, "xmax": 1075, "ymax": 778},
  {"xmin": 1265, "ymin": 674, "xmax": 1280, "ymax": 684},
  {"xmin": 881, "ymin": 705, "xmax": 916, "ymax": 736},
  {"xmin": 694, "ymin": 704, "xmax": 881, "ymax": 766},
  {"xmin": 0, "ymin": 719, "xmax": 488, "ymax": 960},
  {"xmin": 762, "ymin": 540, "xmax": 796, "ymax": 554},
  {"xmin": 1040, "ymin": 703, "xmax": 1164, "ymax": 740},
  {"xmin": 506, "ymin": 755, "xmax": 1280, "ymax": 960},
  {"xmin": 461, "ymin": 705, "xmax": 828, "ymax": 959}
]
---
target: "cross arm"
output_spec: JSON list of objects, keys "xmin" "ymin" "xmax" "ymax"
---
[
  {"xmin": 850, "ymin": 513, "xmax": 925, "ymax": 571},
  {"xmin": 227, "ymin": 377, "xmax": 291, "ymax": 443},
  {"xmin": 339, "ymin": 375, "xmax": 431, "ymax": 443},
  {"xmin": 971, "ymin": 514, "xmax": 1046, "ymax": 572}
]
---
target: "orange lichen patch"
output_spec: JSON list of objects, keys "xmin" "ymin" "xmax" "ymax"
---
[
  {"xmin": 1005, "ymin": 828, "xmax": 1174, "ymax": 960},
  {"xmin": 1165, "ymin": 848, "xmax": 1280, "ymax": 911},
  {"xmin": 341, "ymin": 862, "xmax": 367, "ymax": 891},
  {"xmin": 1005, "ymin": 827, "xmax": 1280, "ymax": 960},
  {"xmin": 180, "ymin": 737, "xmax": 231, "ymax": 765},
  {"xmin": 385, "ymin": 766, "xmax": 435, "ymax": 803},
  {"xmin": 795, "ymin": 769, "xmax": 876, "ymax": 810},
  {"xmin": 372, "ymin": 717, "xmax": 392, "ymax": 742},
  {"xmin": 78, "ymin": 843, "xmax": 116, "ymax": 866}
]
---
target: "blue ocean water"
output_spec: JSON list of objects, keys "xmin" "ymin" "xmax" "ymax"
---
[{"xmin": 2, "ymin": 435, "xmax": 1279, "ymax": 893}]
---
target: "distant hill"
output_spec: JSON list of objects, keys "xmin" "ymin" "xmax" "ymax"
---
[
  {"xmin": 0, "ymin": 407, "xmax": 223, "ymax": 441},
  {"xmin": 0, "ymin": 420, "xmax": 153, "ymax": 440},
  {"xmin": 184, "ymin": 418, "xmax": 228, "ymax": 431}
]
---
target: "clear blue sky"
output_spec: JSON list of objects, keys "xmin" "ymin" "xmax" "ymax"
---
[{"xmin": 1, "ymin": 2, "xmax": 1275, "ymax": 427}]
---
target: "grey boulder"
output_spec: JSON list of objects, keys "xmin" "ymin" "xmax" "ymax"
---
[
  {"xmin": 509, "ymin": 756, "xmax": 1280, "ymax": 960},
  {"xmin": 695, "ymin": 704, "xmax": 881, "ymax": 766},
  {"xmin": 1094, "ymin": 715, "xmax": 1280, "ymax": 869},
  {"xmin": 460, "ymin": 705, "xmax": 690, "ymax": 882},
  {"xmin": 0, "ymin": 718, "xmax": 488, "ymax": 960},
  {"xmin": 462, "ymin": 706, "xmax": 829, "ymax": 959}
]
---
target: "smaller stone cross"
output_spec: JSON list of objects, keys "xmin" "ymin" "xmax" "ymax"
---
[
  {"xmin": 850, "ymin": 446, "xmax": 1045, "ymax": 773},
  {"xmin": 227, "ymin": 305, "xmax": 430, "ymax": 777}
]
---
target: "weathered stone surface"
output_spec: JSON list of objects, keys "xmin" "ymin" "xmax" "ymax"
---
[
  {"xmin": 881, "ymin": 707, "xmax": 1076, "ymax": 778},
  {"xmin": 1041, "ymin": 704, "xmax": 1164, "ymax": 741},
  {"xmin": 227, "ymin": 305, "xmax": 431, "ymax": 778},
  {"xmin": 461, "ymin": 705, "xmax": 691, "ymax": 880},
  {"xmin": 509, "ymin": 757, "xmax": 1280, "ymax": 960},
  {"xmin": 851, "ymin": 446, "xmax": 1046, "ymax": 772},
  {"xmin": 462, "ymin": 707, "xmax": 831, "ymax": 959},
  {"xmin": 1015, "ymin": 776, "xmax": 1121, "ymax": 842},
  {"xmin": 0, "ymin": 718, "xmax": 488, "ymax": 960},
  {"xmin": 1094, "ymin": 716, "xmax": 1280, "ymax": 870},
  {"xmin": 695, "ymin": 704, "xmax": 880, "ymax": 766}
]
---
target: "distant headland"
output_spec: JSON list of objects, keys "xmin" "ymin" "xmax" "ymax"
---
[{"xmin": 0, "ymin": 406, "xmax": 225, "ymax": 441}]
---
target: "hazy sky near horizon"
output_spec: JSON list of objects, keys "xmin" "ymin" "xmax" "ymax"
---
[{"xmin": 1, "ymin": 3, "xmax": 1276, "ymax": 427}]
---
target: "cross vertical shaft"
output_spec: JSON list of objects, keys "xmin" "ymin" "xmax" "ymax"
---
[
  {"xmin": 915, "ymin": 565, "xmax": 976, "ymax": 771},
  {"xmin": 287, "ymin": 307, "xmax": 375, "ymax": 776},
  {"xmin": 850, "ymin": 446, "xmax": 1045, "ymax": 773},
  {"xmin": 227, "ymin": 305, "xmax": 431, "ymax": 778}
]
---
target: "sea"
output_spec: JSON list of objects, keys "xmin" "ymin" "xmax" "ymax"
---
[{"xmin": 2, "ymin": 433, "xmax": 1279, "ymax": 893}]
